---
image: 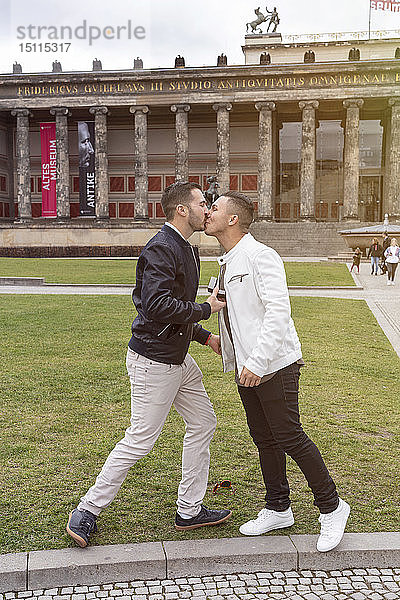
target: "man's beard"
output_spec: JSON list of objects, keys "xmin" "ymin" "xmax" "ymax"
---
[{"xmin": 188, "ymin": 207, "xmax": 205, "ymax": 232}]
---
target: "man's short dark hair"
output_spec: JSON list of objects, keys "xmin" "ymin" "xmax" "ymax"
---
[
  {"xmin": 161, "ymin": 181, "xmax": 202, "ymax": 220},
  {"xmin": 222, "ymin": 191, "xmax": 255, "ymax": 232}
]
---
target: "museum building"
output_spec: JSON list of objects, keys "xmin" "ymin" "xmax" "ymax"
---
[{"xmin": 0, "ymin": 30, "xmax": 400, "ymax": 255}]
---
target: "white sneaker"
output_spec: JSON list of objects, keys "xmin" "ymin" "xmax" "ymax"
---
[
  {"xmin": 317, "ymin": 498, "xmax": 350, "ymax": 552},
  {"xmin": 387, "ymin": 280, "xmax": 391, "ymax": 285},
  {"xmin": 239, "ymin": 507, "xmax": 294, "ymax": 536}
]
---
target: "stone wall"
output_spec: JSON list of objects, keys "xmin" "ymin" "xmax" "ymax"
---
[
  {"xmin": 0, "ymin": 221, "xmax": 355, "ymax": 257},
  {"xmin": 251, "ymin": 221, "xmax": 350, "ymax": 256}
]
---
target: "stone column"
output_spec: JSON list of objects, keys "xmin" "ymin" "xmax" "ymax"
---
[
  {"xmin": 11, "ymin": 108, "xmax": 32, "ymax": 221},
  {"xmin": 7, "ymin": 125, "xmax": 15, "ymax": 220},
  {"xmin": 171, "ymin": 104, "xmax": 190, "ymax": 182},
  {"xmin": 50, "ymin": 107, "xmax": 71, "ymax": 220},
  {"xmin": 212, "ymin": 103, "xmax": 232, "ymax": 193},
  {"xmin": 89, "ymin": 106, "xmax": 109, "ymax": 220},
  {"xmin": 387, "ymin": 98, "xmax": 400, "ymax": 220},
  {"xmin": 129, "ymin": 105, "xmax": 149, "ymax": 220},
  {"xmin": 255, "ymin": 102, "xmax": 276, "ymax": 220},
  {"xmin": 299, "ymin": 101, "xmax": 318, "ymax": 220},
  {"xmin": 343, "ymin": 99, "xmax": 364, "ymax": 221},
  {"xmin": 381, "ymin": 111, "xmax": 391, "ymax": 218}
]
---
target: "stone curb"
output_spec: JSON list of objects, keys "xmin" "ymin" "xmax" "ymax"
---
[
  {"xmin": 1, "ymin": 532, "xmax": 399, "ymax": 593},
  {"xmin": 0, "ymin": 277, "xmax": 44, "ymax": 286}
]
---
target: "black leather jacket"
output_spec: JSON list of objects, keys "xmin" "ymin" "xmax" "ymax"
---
[{"xmin": 128, "ymin": 224, "xmax": 211, "ymax": 364}]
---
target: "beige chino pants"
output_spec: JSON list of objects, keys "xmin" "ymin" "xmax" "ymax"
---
[{"xmin": 78, "ymin": 348, "xmax": 217, "ymax": 518}]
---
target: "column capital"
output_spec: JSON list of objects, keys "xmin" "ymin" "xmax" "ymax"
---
[
  {"xmin": 89, "ymin": 106, "xmax": 109, "ymax": 116},
  {"xmin": 129, "ymin": 105, "xmax": 149, "ymax": 115},
  {"xmin": 343, "ymin": 99, "xmax": 364, "ymax": 109},
  {"xmin": 212, "ymin": 102, "xmax": 232, "ymax": 112},
  {"xmin": 388, "ymin": 97, "xmax": 400, "ymax": 107},
  {"xmin": 50, "ymin": 107, "xmax": 71, "ymax": 117},
  {"xmin": 299, "ymin": 100, "xmax": 319, "ymax": 111},
  {"xmin": 171, "ymin": 104, "xmax": 191, "ymax": 113},
  {"xmin": 255, "ymin": 101, "xmax": 276, "ymax": 112},
  {"xmin": 11, "ymin": 108, "xmax": 32, "ymax": 118}
]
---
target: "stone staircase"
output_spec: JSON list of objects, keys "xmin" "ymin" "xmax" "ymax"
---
[{"xmin": 250, "ymin": 221, "xmax": 349, "ymax": 257}]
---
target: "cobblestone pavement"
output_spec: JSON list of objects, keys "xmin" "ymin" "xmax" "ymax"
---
[{"xmin": 2, "ymin": 569, "xmax": 399, "ymax": 600}]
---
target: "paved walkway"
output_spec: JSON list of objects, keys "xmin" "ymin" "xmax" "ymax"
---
[
  {"xmin": 0, "ymin": 284, "xmax": 132, "ymax": 295},
  {"xmin": 2, "ymin": 568, "xmax": 400, "ymax": 600}
]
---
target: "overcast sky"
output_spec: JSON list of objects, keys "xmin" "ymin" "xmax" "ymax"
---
[{"xmin": 1, "ymin": 0, "xmax": 400, "ymax": 74}]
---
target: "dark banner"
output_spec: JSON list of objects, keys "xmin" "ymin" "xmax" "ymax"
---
[{"xmin": 78, "ymin": 121, "xmax": 95, "ymax": 216}]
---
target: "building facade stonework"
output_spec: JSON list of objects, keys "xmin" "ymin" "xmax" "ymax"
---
[{"xmin": 0, "ymin": 33, "xmax": 400, "ymax": 229}]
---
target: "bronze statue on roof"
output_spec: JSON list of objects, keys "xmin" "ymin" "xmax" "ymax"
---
[
  {"xmin": 246, "ymin": 6, "xmax": 280, "ymax": 34},
  {"xmin": 266, "ymin": 6, "xmax": 280, "ymax": 32}
]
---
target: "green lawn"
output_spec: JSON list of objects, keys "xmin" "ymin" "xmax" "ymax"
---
[
  {"xmin": 0, "ymin": 258, "xmax": 354, "ymax": 287},
  {"xmin": 0, "ymin": 294, "xmax": 398, "ymax": 554}
]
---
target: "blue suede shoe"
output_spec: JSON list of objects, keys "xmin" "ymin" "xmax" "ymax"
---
[
  {"xmin": 66, "ymin": 508, "xmax": 97, "ymax": 547},
  {"xmin": 175, "ymin": 505, "xmax": 232, "ymax": 530}
]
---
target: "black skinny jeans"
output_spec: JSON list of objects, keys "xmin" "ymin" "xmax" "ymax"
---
[
  {"xmin": 387, "ymin": 263, "xmax": 398, "ymax": 281},
  {"xmin": 238, "ymin": 362, "xmax": 339, "ymax": 514}
]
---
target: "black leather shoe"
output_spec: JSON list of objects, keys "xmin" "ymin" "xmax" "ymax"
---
[
  {"xmin": 66, "ymin": 508, "xmax": 97, "ymax": 547},
  {"xmin": 175, "ymin": 505, "xmax": 232, "ymax": 530}
]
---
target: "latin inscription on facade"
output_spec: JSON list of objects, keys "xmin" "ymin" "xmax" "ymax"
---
[{"xmin": 1, "ymin": 71, "xmax": 399, "ymax": 99}]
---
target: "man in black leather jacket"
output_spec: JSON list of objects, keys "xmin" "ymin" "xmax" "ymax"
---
[{"xmin": 67, "ymin": 182, "xmax": 231, "ymax": 547}]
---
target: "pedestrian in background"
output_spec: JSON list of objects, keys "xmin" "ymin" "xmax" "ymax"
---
[
  {"xmin": 367, "ymin": 238, "xmax": 382, "ymax": 276},
  {"xmin": 382, "ymin": 231, "xmax": 390, "ymax": 253},
  {"xmin": 381, "ymin": 231, "xmax": 390, "ymax": 275},
  {"xmin": 384, "ymin": 238, "xmax": 400, "ymax": 286},
  {"xmin": 350, "ymin": 247, "xmax": 362, "ymax": 273}
]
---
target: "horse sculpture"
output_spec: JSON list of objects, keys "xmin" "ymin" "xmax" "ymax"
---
[{"xmin": 246, "ymin": 7, "xmax": 268, "ymax": 34}]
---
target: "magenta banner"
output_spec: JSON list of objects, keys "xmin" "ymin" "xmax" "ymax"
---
[
  {"xmin": 40, "ymin": 122, "xmax": 57, "ymax": 217},
  {"xmin": 371, "ymin": 0, "xmax": 400, "ymax": 10}
]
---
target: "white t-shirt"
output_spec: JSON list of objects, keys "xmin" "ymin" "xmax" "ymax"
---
[{"xmin": 384, "ymin": 246, "xmax": 400, "ymax": 264}]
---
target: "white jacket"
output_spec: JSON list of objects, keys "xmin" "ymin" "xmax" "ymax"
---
[
  {"xmin": 384, "ymin": 245, "xmax": 400, "ymax": 264},
  {"xmin": 218, "ymin": 233, "xmax": 302, "ymax": 377}
]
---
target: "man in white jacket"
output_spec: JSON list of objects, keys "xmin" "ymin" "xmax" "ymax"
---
[{"xmin": 204, "ymin": 191, "xmax": 350, "ymax": 552}]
